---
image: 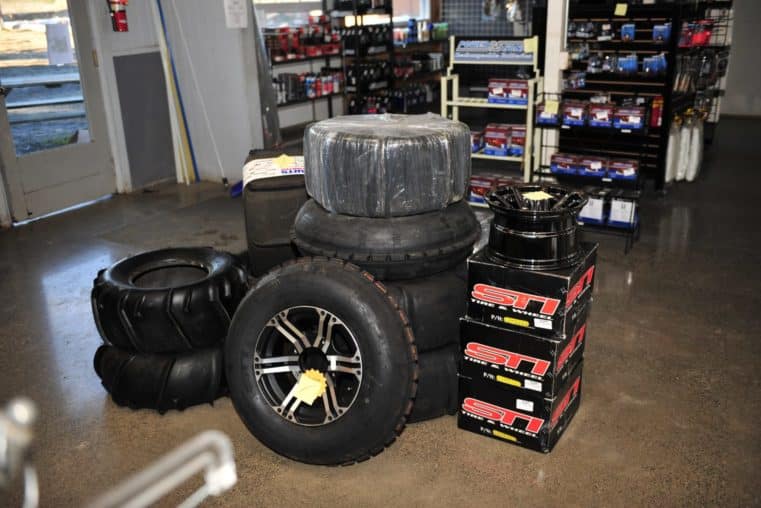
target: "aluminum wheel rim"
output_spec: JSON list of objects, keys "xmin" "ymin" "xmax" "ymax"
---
[{"xmin": 254, "ymin": 306, "xmax": 363, "ymax": 426}]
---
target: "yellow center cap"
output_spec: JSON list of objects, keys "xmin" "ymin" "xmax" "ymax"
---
[{"xmin": 292, "ymin": 369, "xmax": 328, "ymax": 406}]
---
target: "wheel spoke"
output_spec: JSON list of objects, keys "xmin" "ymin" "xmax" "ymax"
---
[
  {"xmin": 277, "ymin": 382, "xmax": 303, "ymax": 422},
  {"xmin": 314, "ymin": 312, "xmax": 340, "ymax": 353},
  {"xmin": 321, "ymin": 376, "xmax": 349, "ymax": 423},
  {"xmin": 254, "ymin": 355, "xmax": 300, "ymax": 379},
  {"xmin": 268, "ymin": 311, "xmax": 310, "ymax": 352},
  {"xmin": 326, "ymin": 355, "xmax": 362, "ymax": 379}
]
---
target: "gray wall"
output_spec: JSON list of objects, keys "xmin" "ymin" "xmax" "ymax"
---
[{"xmin": 723, "ymin": 0, "xmax": 761, "ymax": 117}]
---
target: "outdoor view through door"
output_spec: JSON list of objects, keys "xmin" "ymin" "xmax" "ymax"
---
[
  {"xmin": 0, "ymin": 0, "xmax": 114, "ymax": 222},
  {"xmin": 1, "ymin": 0, "xmax": 90, "ymax": 154}
]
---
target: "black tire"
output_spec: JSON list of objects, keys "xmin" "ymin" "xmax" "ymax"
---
[
  {"xmin": 226, "ymin": 257, "xmax": 418, "ymax": 465},
  {"xmin": 291, "ymin": 199, "xmax": 479, "ymax": 280},
  {"xmin": 93, "ymin": 345, "xmax": 224, "ymax": 413},
  {"xmin": 91, "ymin": 247, "xmax": 248, "ymax": 354},
  {"xmin": 408, "ymin": 344, "xmax": 460, "ymax": 423},
  {"xmin": 384, "ymin": 266, "xmax": 466, "ymax": 352}
]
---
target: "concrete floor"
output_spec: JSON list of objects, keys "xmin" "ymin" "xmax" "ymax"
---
[{"xmin": 1, "ymin": 117, "xmax": 759, "ymax": 507}]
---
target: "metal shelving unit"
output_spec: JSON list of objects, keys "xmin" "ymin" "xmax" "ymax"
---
[{"xmin": 441, "ymin": 35, "xmax": 542, "ymax": 184}]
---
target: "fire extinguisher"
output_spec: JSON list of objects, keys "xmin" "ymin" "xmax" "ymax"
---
[{"xmin": 107, "ymin": 0, "xmax": 129, "ymax": 32}]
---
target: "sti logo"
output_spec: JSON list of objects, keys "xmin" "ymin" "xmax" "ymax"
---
[
  {"xmin": 464, "ymin": 342, "xmax": 550, "ymax": 377},
  {"xmin": 555, "ymin": 324, "xmax": 587, "ymax": 373},
  {"xmin": 566, "ymin": 265, "xmax": 595, "ymax": 309},
  {"xmin": 471, "ymin": 284, "xmax": 561, "ymax": 316},
  {"xmin": 462, "ymin": 397, "xmax": 544, "ymax": 434},
  {"xmin": 550, "ymin": 376, "xmax": 581, "ymax": 428}
]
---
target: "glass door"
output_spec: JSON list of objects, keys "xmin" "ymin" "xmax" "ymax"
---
[{"xmin": 0, "ymin": 0, "xmax": 114, "ymax": 221}]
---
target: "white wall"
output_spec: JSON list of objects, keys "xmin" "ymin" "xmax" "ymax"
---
[
  {"xmin": 159, "ymin": 0, "xmax": 265, "ymax": 183},
  {"xmin": 90, "ymin": 1, "xmax": 161, "ymax": 192},
  {"xmin": 723, "ymin": 0, "xmax": 761, "ymax": 117}
]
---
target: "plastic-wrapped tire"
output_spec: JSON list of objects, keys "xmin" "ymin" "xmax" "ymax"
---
[
  {"xmin": 91, "ymin": 248, "xmax": 248, "ymax": 354},
  {"xmin": 292, "ymin": 199, "xmax": 479, "ymax": 280},
  {"xmin": 225, "ymin": 257, "xmax": 418, "ymax": 465},
  {"xmin": 304, "ymin": 114, "xmax": 471, "ymax": 217},
  {"xmin": 93, "ymin": 345, "xmax": 224, "ymax": 413},
  {"xmin": 408, "ymin": 344, "xmax": 460, "ymax": 423},
  {"xmin": 676, "ymin": 119, "xmax": 692, "ymax": 182},
  {"xmin": 385, "ymin": 266, "xmax": 466, "ymax": 352}
]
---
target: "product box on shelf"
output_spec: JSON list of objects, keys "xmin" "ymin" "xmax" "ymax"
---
[
  {"xmin": 468, "ymin": 175, "xmax": 498, "ymax": 206},
  {"xmin": 608, "ymin": 158, "xmax": 638, "ymax": 180},
  {"xmin": 471, "ymin": 130, "xmax": 485, "ymax": 153},
  {"xmin": 550, "ymin": 153, "xmax": 578, "ymax": 175},
  {"xmin": 536, "ymin": 102, "xmax": 560, "ymax": 125},
  {"xmin": 460, "ymin": 310, "xmax": 588, "ymax": 399},
  {"xmin": 458, "ymin": 360, "xmax": 584, "ymax": 453},
  {"xmin": 578, "ymin": 156, "xmax": 608, "ymax": 177},
  {"xmin": 507, "ymin": 125, "xmax": 526, "ymax": 156},
  {"xmin": 488, "ymin": 79, "xmax": 529, "ymax": 105},
  {"xmin": 562, "ymin": 101, "xmax": 587, "ymax": 126},
  {"xmin": 621, "ymin": 23, "xmax": 636, "ymax": 42},
  {"xmin": 579, "ymin": 192, "xmax": 606, "ymax": 224},
  {"xmin": 608, "ymin": 197, "xmax": 638, "ymax": 228},
  {"xmin": 653, "ymin": 23, "xmax": 671, "ymax": 42},
  {"xmin": 588, "ymin": 103, "xmax": 614, "ymax": 128},
  {"xmin": 613, "ymin": 106, "xmax": 645, "ymax": 130},
  {"xmin": 483, "ymin": 124, "xmax": 510, "ymax": 156},
  {"xmin": 466, "ymin": 243, "xmax": 597, "ymax": 339}
]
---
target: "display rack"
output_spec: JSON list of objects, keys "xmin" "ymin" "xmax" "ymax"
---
[
  {"xmin": 561, "ymin": 3, "xmax": 682, "ymax": 191},
  {"xmin": 441, "ymin": 35, "xmax": 542, "ymax": 189}
]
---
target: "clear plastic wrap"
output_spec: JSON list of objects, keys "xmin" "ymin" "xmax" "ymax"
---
[
  {"xmin": 686, "ymin": 118, "xmax": 704, "ymax": 182},
  {"xmin": 304, "ymin": 113, "xmax": 471, "ymax": 217},
  {"xmin": 664, "ymin": 120, "xmax": 681, "ymax": 183},
  {"xmin": 676, "ymin": 118, "xmax": 692, "ymax": 182}
]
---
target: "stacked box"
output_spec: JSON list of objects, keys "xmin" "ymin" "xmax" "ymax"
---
[{"xmin": 458, "ymin": 242, "xmax": 597, "ymax": 452}]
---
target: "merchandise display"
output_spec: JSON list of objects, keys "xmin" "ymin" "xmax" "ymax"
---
[
  {"xmin": 273, "ymin": 70, "xmax": 343, "ymax": 105},
  {"xmin": 303, "ymin": 114, "xmax": 470, "ymax": 217},
  {"xmin": 264, "ymin": 22, "xmax": 341, "ymax": 63}
]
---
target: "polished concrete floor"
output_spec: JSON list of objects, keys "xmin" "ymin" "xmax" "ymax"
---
[{"xmin": 1, "ymin": 117, "xmax": 759, "ymax": 507}]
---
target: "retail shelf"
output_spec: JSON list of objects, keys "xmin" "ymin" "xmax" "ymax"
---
[
  {"xmin": 452, "ymin": 58, "xmax": 534, "ymax": 66},
  {"xmin": 271, "ymin": 53, "xmax": 341, "ymax": 66},
  {"xmin": 538, "ymin": 123, "xmax": 661, "ymax": 139},
  {"xmin": 393, "ymin": 70, "xmax": 442, "ymax": 85},
  {"xmin": 331, "ymin": 6, "xmax": 391, "ymax": 17},
  {"xmin": 446, "ymin": 98, "xmax": 528, "ymax": 110},
  {"xmin": 394, "ymin": 40, "xmax": 447, "ymax": 50},
  {"xmin": 472, "ymin": 151, "xmax": 523, "ymax": 162},
  {"xmin": 277, "ymin": 93, "xmax": 342, "ymax": 108}
]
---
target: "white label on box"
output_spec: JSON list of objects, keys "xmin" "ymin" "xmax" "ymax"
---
[
  {"xmin": 629, "ymin": 116, "xmax": 641, "ymax": 124},
  {"xmin": 623, "ymin": 168, "xmax": 636, "ymax": 176},
  {"xmin": 610, "ymin": 199, "xmax": 636, "ymax": 223},
  {"xmin": 591, "ymin": 161, "xmax": 602, "ymax": 170},
  {"xmin": 580, "ymin": 197, "xmax": 604, "ymax": 221},
  {"xmin": 516, "ymin": 399, "xmax": 535, "ymax": 412},
  {"xmin": 524, "ymin": 379, "xmax": 543, "ymax": 392},
  {"xmin": 242, "ymin": 155, "xmax": 305, "ymax": 186},
  {"xmin": 571, "ymin": 108, "xmax": 583, "ymax": 116},
  {"xmin": 510, "ymin": 89, "xmax": 523, "ymax": 97},
  {"xmin": 534, "ymin": 318, "xmax": 553, "ymax": 330}
]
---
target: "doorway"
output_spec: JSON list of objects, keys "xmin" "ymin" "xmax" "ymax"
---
[{"xmin": 0, "ymin": 0, "xmax": 114, "ymax": 222}]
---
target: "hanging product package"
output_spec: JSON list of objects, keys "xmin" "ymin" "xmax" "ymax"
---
[
  {"xmin": 686, "ymin": 117, "xmax": 704, "ymax": 182},
  {"xmin": 664, "ymin": 120, "xmax": 681, "ymax": 183},
  {"xmin": 304, "ymin": 113, "xmax": 471, "ymax": 217},
  {"xmin": 676, "ymin": 117, "xmax": 692, "ymax": 182}
]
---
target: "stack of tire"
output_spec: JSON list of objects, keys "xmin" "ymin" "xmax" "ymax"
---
[
  {"xmin": 91, "ymin": 248, "xmax": 248, "ymax": 412},
  {"xmin": 225, "ymin": 114, "xmax": 479, "ymax": 464}
]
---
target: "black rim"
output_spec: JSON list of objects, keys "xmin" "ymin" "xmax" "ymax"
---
[
  {"xmin": 254, "ymin": 306, "xmax": 363, "ymax": 426},
  {"xmin": 485, "ymin": 185, "xmax": 587, "ymax": 271}
]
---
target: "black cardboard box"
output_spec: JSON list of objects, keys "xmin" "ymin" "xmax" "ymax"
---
[
  {"xmin": 466, "ymin": 242, "xmax": 597, "ymax": 339},
  {"xmin": 458, "ymin": 360, "xmax": 583, "ymax": 453},
  {"xmin": 460, "ymin": 306, "xmax": 588, "ymax": 399}
]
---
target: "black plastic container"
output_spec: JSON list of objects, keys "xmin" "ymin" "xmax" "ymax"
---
[{"xmin": 485, "ymin": 185, "xmax": 587, "ymax": 271}]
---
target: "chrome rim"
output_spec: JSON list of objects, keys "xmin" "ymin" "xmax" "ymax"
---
[{"xmin": 254, "ymin": 306, "xmax": 363, "ymax": 426}]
